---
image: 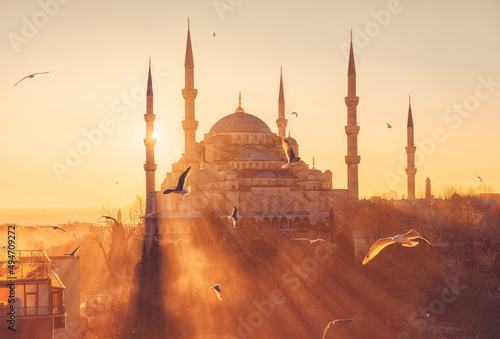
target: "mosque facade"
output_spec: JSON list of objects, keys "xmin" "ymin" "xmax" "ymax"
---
[{"xmin": 142, "ymin": 26, "xmax": 361, "ymax": 242}]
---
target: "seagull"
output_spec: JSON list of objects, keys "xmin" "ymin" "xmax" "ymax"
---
[
  {"xmin": 475, "ymin": 175, "xmax": 482, "ymax": 183},
  {"xmin": 292, "ymin": 238, "xmax": 329, "ymax": 244},
  {"xmin": 98, "ymin": 216, "xmax": 119, "ymax": 226},
  {"xmin": 281, "ymin": 137, "xmax": 304, "ymax": 168},
  {"xmin": 40, "ymin": 226, "xmax": 68, "ymax": 233},
  {"xmin": 63, "ymin": 245, "xmax": 81, "ymax": 257},
  {"xmin": 322, "ymin": 319, "xmax": 353, "ymax": 339},
  {"xmin": 13, "ymin": 72, "xmax": 50, "ymax": 86},
  {"xmin": 163, "ymin": 166, "xmax": 192, "ymax": 195},
  {"xmin": 210, "ymin": 284, "xmax": 222, "ymax": 300},
  {"xmin": 213, "ymin": 32, "xmax": 216, "ymax": 37},
  {"xmin": 291, "ymin": 112, "xmax": 298, "ymax": 117},
  {"xmin": 228, "ymin": 207, "xmax": 238, "ymax": 228},
  {"xmin": 386, "ymin": 123, "xmax": 392, "ymax": 128},
  {"xmin": 362, "ymin": 229, "xmax": 432, "ymax": 265}
]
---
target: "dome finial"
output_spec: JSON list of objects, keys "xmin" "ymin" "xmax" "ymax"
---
[
  {"xmin": 312, "ymin": 155, "xmax": 316, "ymax": 170},
  {"xmin": 235, "ymin": 91, "xmax": 245, "ymax": 113},
  {"xmin": 350, "ymin": 29, "xmax": 352, "ymax": 42},
  {"xmin": 187, "ymin": 16, "xmax": 190, "ymax": 29}
]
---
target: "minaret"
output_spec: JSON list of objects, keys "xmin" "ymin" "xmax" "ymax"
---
[
  {"xmin": 406, "ymin": 96, "xmax": 417, "ymax": 200},
  {"xmin": 345, "ymin": 32, "xmax": 360, "ymax": 202},
  {"xmin": 426, "ymin": 177, "xmax": 431, "ymax": 199},
  {"xmin": 144, "ymin": 57, "xmax": 157, "ymax": 248},
  {"xmin": 144, "ymin": 57, "xmax": 157, "ymax": 198},
  {"xmin": 276, "ymin": 67, "xmax": 287, "ymax": 137},
  {"xmin": 182, "ymin": 18, "xmax": 198, "ymax": 160}
]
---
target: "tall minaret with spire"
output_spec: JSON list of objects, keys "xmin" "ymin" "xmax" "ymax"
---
[
  {"xmin": 406, "ymin": 96, "xmax": 416, "ymax": 200},
  {"xmin": 182, "ymin": 18, "xmax": 199, "ymax": 161},
  {"xmin": 144, "ymin": 57, "xmax": 157, "ymax": 248},
  {"xmin": 144, "ymin": 57, "xmax": 157, "ymax": 198},
  {"xmin": 276, "ymin": 67, "xmax": 287, "ymax": 137},
  {"xmin": 345, "ymin": 32, "xmax": 360, "ymax": 202}
]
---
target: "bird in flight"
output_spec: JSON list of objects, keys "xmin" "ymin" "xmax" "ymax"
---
[
  {"xmin": 362, "ymin": 229, "xmax": 432, "ymax": 265},
  {"xmin": 475, "ymin": 175, "xmax": 483, "ymax": 183},
  {"xmin": 291, "ymin": 112, "xmax": 298, "ymax": 117},
  {"xmin": 163, "ymin": 166, "xmax": 192, "ymax": 195},
  {"xmin": 386, "ymin": 123, "xmax": 392, "ymax": 128},
  {"xmin": 281, "ymin": 137, "xmax": 304, "ymax": 168},
  {"xmin": 99, "ymin": 216, "xmax": 119, "ymax": 226},
  {"xmin": 292, "ymin": 238, "xmax": 329, "ymax": 244},
  {"xmin": 210, "ymin": 284, "xmax": 222, "ymax": 300},
  {"xmin": 40, "ymin": 226, "xmax": 67, "ymax": 233},
  {"xmin": 63, "ymin": 245, "xmax": 81, "ymax": 258},
  {"xmin": 13, "ymin": 72, "xmax": 50, "ymax": 86},
  {"xmin": 228, "ymin": 207, "xmax": 238, "ymax": 228},
  {"xmin": 322, "ymin": 319, "xmax": 353, "ymax": 339},
  {"xmin": 213, "ymin": 32, "xmax": 216, "ymax": 37}
]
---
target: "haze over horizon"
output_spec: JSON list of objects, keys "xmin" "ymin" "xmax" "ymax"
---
[{"xmin": 1, "ymin": 0, "xmax": 499, "ymax": 210}]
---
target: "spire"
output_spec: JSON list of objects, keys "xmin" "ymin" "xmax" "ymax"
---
[
  {"xmin": 279, "ymin": 66, "xmax": 284, "ymax": 103},
  {"xmin": 147, "ymin": 56, "xmax": 153, "ymax": 96},
  {"xmin": 185, "ymin": 21, "xmax": 194, "ymax": 67},
  {"xmin": 348, "ymin": 31, "xmax": 356, "ymax": 75},
  {"xmin": 407, "ymin": 96, "xmax": 413, "ymax": 127},
  {"xmin": 312, "ymin": 155, "xmax": 316, "ymax": 170},
  {"xmin": 235, "ymin": 91, "xmax": 245, "ymax": 113}
]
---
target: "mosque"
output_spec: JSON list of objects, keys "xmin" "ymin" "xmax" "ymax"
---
[{"xmin": 142, "ymin": 25, "xmax": 369, "ymax": 243}]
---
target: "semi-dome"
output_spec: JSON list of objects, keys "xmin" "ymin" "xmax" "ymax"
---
[
  {"xmin": 232, "ymin": 147, "xmax": 279, "ymax": 161},
  {"xmin": 209, "ymin": 112, "xmax": 272, "ymax": 134}
]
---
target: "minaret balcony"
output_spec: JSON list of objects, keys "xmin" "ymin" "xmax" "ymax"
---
[
  {"xmin": 144, "ymin": 113, "xmax": 156, "ymax": 122},
  {"xmin": 182, "ymin": 119, "xmax": 199, "ymax": 131},
  {"xmin": 345, "ymin": 125, "xmax": 360, "ymax": 135},
  {"xmin": 345, "ymin": 155, "xmax": 360, "ymax": 165},
  {"xmin": 405, "ymin": 146, "xmax": 416, "ymax": 153},
  {"xmin": 344, "ymin": 96, "xmax": 359, "ymax": 107},
  {"xmin": 144, "ymin": 163, "xmax": 157, "ymax": 171},
  {"xmin": 405, "ymin": 167, "xmax": 417, "ymax": 175},
  {"xmin": 182, "ymin": 88, "xmax": 198, "ymax": 99},
  {"xmin": 144, "ymin": 138, "xmax": 157, "ymax": 147}
]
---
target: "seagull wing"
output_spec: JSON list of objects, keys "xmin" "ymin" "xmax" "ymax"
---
[
  {"xmin": 71, "ymin": 245, "xmax": 81, "ymax": 256},
  {"xmin": 404, "ymin": 229, "xmax": 432, "ymax": 246},
  {"xmin": 362, "ymin": 237, "xmax": 395, "ymax": 265},
  {"xmin": 321, "ymin": 324, "xmax": 330, "ymax": 339},
  {"xmin": 282, "ymin": 137, "xmax": 296, "ymax": 162},
  {"xmin": 176, "ymin": 166, "xmax": 192, "ymax": 191},
  {"xmin": 231, "ymin": 207, "xmax": 237, "ymax": 219},
  {"xmin": 292, "ymin": 238, "xmax": 311, "ymax": 241},
  {"xmin": 31, "ymin": 71, "xmax": 50, "ymax": 76},
  {"xmin": 13, "ymin": 76, "xmax": 30, "ymax": 86},
  {"xmin": 108, "ymin": 217, "xmax": 119, "ymax": 226},
  {"xmin": 56, "ymin": 227, "xmax": 68, "ymax": 233}
]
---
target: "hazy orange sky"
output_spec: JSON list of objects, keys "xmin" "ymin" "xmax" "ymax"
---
[{"xmin": 1, "ymin": 0, "xmax": 499, "ymax": 209}]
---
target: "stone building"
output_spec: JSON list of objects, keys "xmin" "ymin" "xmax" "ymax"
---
[{"xmin": 143, "ymin": 26, "xmax": 361, "ymax": 242}]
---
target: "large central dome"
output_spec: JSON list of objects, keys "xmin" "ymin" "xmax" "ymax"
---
[{"xmin": 208, "ymin": 112, "xmax": 272, "ymax": 134}]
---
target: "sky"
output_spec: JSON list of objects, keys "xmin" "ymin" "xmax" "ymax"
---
[{"xmin": 1, "ymin": 0, "xmax": 499, "ymax": 210}]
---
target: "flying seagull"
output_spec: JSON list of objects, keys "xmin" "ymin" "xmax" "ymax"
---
[
  {"xmin": 386, "ymin": 123, "xmax": 392, "ymax": 128},
  {"xmin": 228, "ymin": 207, "xmax": 238, "ymax": 228},
  {"xmin": 163, "ymin": 166, "xmax": 192, "ymax": 195},
  {"xmin": 63, "ymin": 245, "xmax": 81, "ymax": 257},
  {"xmin": 13, "ymin": 71, "xmax": 50, "ymax": 86},
  {"xmin": 40, "ymin": 226, "xmax": 68, "ymax": 233},
  {"xmin": 99, "ymin": 216, "xmax": 119, "ymax": 226},
  {"xmin": 292, "ymin": 238, "xmax": 329, "ymax": 244},
  {"xmin": 475, "ymin": 175, "xmax": 482, "ymax": 183},
  {"xmin": 281, "ymin": 137, "xmax": 304, "ymax": 168},
  {"xmin": 322, "ymin": 319, "xmax": 353, "ymax": 339},
  {"xmin": 362, "ymin": 229, "xmax": 432, "ymax": 265},
  {"xmin": 210, "ymin": 284, "xmax": 222, "ymax": 300},
  {"xmin": 291, "ymin": 112, "xmax": 298, "ymax": 117}
]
